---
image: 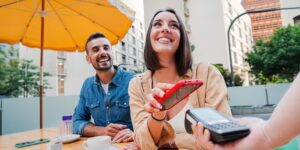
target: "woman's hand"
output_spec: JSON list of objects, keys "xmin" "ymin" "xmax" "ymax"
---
[
  {"xmin": 144, "ymin": 83, "xmax": 174, "ymax": 113},
  {"xmin": 144, "ymin": 83, "xmax": 174, "ymax": 118}
]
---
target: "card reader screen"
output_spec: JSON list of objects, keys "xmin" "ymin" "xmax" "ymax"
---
[{"xmin": 194, "ymin": 109, "xmax": 229, "ymax": 124}]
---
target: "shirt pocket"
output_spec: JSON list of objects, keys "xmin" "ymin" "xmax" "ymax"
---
[
  {"xmin": 115, "ymin": 101, "xmax": 130, "ymax": 121},
  {"xmin": 85, "ymin": 100, "xmax": 101, "ymax": 121}
]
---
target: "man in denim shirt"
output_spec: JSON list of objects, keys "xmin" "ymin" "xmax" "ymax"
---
[{"xmin": 73, "ymin": 32, "xmax": 135, "ymax": 143}]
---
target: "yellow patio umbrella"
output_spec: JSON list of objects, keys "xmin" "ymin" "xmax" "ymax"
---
[{"xmin": 0, "ymin": 0, "xmax": 133, "ymax": 128}]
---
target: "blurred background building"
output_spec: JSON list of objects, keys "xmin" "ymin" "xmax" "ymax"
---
[{"xmin": 242, "ymin": 0, "xmax": 300, "ymax": 42}]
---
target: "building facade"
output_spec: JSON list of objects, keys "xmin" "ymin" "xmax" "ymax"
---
[
  {"xmin": 280, "ymin": 0, "xmax": 300, "ymax": 26},
  {"xmin": 143, "ymin": 0, "xmax": 253, "ymax": 85},
  {"xmin": 16, "ymin": 0, "xmax": 145, "ymax": 96},
  {"xmin": 242, "ymin": 0, "xmax": 283, "ymax": 41}
]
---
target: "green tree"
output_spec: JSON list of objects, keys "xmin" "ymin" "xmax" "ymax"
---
[
  {"xmin": 213, "ymin": 64, "xmax": 243, "ymax": 86},
  {"xmin": 246, "ymin": 25, "xmax": 300, "ymax": 84},
  {"xmin": 0, "ymin": 45, "xmax": 51, "ymax": 97}
]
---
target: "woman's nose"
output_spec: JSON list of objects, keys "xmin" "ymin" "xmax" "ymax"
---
[{"xmin": 161, "ymin": 24, "xmax": 170, "ymax": 33}]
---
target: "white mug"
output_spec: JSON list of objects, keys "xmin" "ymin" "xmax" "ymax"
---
[
  {"xmin": 48, "ymin": 138, "xmax": 62, "ymax": 150},
  {"xmin": 82, "ymin": 136, "xmax": 111, "ymax": 150}
]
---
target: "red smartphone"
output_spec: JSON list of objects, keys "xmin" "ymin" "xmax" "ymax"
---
[{"xmin": 156, "ymin": 79, "xmax": 204, "ymax": 110}]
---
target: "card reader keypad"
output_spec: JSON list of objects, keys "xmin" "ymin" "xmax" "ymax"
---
[{"xmin": 208, "ymin": 122, "xmax": 242, "ymax": 130}]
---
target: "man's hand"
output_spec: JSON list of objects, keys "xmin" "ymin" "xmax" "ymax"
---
[
  {"xmin": 123, "ymin": 142, "xmax": 140, "ymax": 150},
  {"xmin": 112, "ymin": 128, "xmax": 134, "ymax": 143},
  {"xmin": 104, "ymin": 123, "xmax": 127, "ymax": 137}
]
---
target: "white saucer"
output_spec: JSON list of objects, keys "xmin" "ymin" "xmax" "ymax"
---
[
  {"xmin": 103, "ymin": 146, "xmax": 118, "ymax": 150},
  {"xmin": 60, "ymin": 134, "xmax": 80, "ymax": 143}
]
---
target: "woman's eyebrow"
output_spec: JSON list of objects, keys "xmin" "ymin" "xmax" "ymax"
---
[{"xmin": 153, "ymin": 19, "xmax": 162, "ymax": 22}]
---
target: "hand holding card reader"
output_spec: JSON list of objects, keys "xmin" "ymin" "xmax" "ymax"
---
[
  {"xmin": 185, "ymin": 107, "xmax": 250, "ymax": 143},
  {"xmin": 156, "ymin": 79, "xmax": 203, "ymax": 110}
]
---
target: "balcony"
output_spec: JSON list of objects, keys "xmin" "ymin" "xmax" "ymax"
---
[
  {"xmin": 184, "ymin": 6, "xmax": 190, "ymax": 17},
  {"xmin": 57, "ymin": 68, "xmax": 67, "ymax": 76},
  {"xmin": 57, "ymin": 52, "xmax": 66, "ymax": 60},
  {"xmin": 185, "ymin": 23, "xmax": 191, "ymax": 33}
]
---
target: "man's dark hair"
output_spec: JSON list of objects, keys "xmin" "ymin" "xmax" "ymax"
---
[
  {"xmin": 85, "ymin": 32, "xmax": 107, "ymax": 54},
  {"xmin": 144, "ymin": 8, "xmax": 193, "ymax": 76}
]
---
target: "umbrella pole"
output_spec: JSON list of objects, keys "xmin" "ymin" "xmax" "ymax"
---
[{"xmin": 39, "ymin": 0, "xmax": 45, "ymax": 129}]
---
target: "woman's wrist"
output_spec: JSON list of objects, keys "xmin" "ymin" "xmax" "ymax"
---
[
  {"xmin": 151, "ymin": 113, "xmax": 166, "ymax": 121},
  {"xmin": 151, "ymin": 111, "xmax": 167, "ymax": 121}
]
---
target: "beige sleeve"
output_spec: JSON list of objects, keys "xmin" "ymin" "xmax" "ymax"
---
[
  {"xmin": 128, "ymin": 77, "xmax": 175, "ymax": 149},
  {"xmin": 201, "ymin": 64, "xmax": 232, "ymax": 116}
]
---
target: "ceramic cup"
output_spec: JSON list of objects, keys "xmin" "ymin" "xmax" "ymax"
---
[
  {"xmin": 48, "ymin": 138, "xmax": 62, "ymax": 150},
  {"xmin": 82, "ymin": 136, "xmax": 112, "ymax": 150}
]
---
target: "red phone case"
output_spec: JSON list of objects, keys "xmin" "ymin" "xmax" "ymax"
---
[{"xmin": 156, "ymin": 79, "xmax": 203, "ymax": 110}]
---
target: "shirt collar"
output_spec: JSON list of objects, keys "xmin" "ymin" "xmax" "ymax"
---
[{"xmin": 93, "ymin": 65, "xmax": 123, "ymax": 86}]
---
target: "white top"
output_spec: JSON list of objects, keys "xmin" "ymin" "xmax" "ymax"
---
[
  {"xmin": 168, "ymin": 101, "xmax": 193, "ymax": 133},
  {"xmin": 101, "ymin": 82, "xmax": 109, "ymax": 94}
]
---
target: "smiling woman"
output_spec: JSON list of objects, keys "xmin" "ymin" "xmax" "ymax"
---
[{"xmin": 128, "ymin": 8, "xmax": 232, "ymax": 150}]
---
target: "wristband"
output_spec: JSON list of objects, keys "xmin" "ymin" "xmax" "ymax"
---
[{"xmin": 151, "ymin": 113, "xmax": 166, "ymax": 121}]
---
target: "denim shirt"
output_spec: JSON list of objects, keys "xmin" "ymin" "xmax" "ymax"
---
[{"xmin": 73, "ymin": 66, "xmax": 135, "ymax": 135}]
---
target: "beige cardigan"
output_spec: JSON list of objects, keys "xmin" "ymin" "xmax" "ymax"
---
[{"xmin": 129, "ymin": 63, "xmax": 232, "ymax": 150}]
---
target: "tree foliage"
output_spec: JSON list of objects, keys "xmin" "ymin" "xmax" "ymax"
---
[
  {"xmin": 246, "ymin": 25, "xmax": 300, "ymax": 84},
  {"xmin": 213, "ymin": 64, "xmax": 244, "ymax": 87},
  {"xmin": 0, "ymin": 46, "xmax": 51, "ymax": 97}
]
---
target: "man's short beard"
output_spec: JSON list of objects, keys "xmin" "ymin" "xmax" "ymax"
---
[{"xmin": 94, "ymin": 63, "xmax": 113, "ymax": 71}]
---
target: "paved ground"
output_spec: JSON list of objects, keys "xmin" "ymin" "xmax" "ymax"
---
[{"xmin": 234, "ymin": 113, "xmax": 300, "ymax": 149}]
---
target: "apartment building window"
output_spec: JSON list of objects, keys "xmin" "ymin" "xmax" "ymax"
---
[
  {"xmin": 231, "ymin": 34, "xmax": 236, "ymax": 47},
  {"xmin": 140, "ymin": 22, "xmax": 143, "ymax": 30},
  {"xmin": 57, "ymin": 61, "xmax": 66, "ymax": 76},
  {"xmin": 132, "ymin": 36, "xmax": 136, "ymax": 45},
  {"xmin": 137, "ymin": 41, "xmax": 143, "ymax": 49},
  {"xmin": 131, "ymin": 26, "xmax": 135, "ymax": 33},
  {"xmin": 122, "ymin": 54, "xmax": 126, "ymax": 64},
  {"xmin": 129, "ymin": 57, "xmax": 135, "ymax": 66},
  {"xmin": 128, "ymin": 45, "xmax": 137, "ymax": 56},
  {"xmin": 128, "ymin": 35, "xmax": 136, "ymax": 45},
  {"xmin": 139, "ymin": 32, "xmax": 144, "ymax": 40},
  {"xmin": 228, "ymin": 3, "xmax": 233, "ymax": 15},
  {"xmin": 133, "ymin": 59, "xmax": 137, "ymax": 66},
  {"xmin": 133, "ymin": 48, "xmax": 136, "ymax": 56},
  {"xmin": 57, "ymin": 52, "xmax": 66, "ymax": 59},
  {"xmin": 121, "ymin": 41, "xmax": 126, "ymax": 51},
  {"xmin": 233, "ymin": 52, "xmax": 238, "ymax": 64},
  {"xmin": 138, "ymin": 51, "xmax": 143, "ymax": 59},
  {"xmin": 293, "ymin": 15, "xmax": 300, "ymax": 25},
  {"xmin": 228, "ymin": 18, "xmax": 232, "ymax": 25},
  {"xmin": 58, "ymin": 77, "xmax": 64, "ymax": 95},
  {"xmin": 239, "ymin": 28, "xmax": 242, "ymax": 38},
  {"xmin": 245, "ymin": 35, "xmax": 248, "ymax": 45},
  {"xmin": 240, "ymin": 42, "xmax": 244, "ymax": 52}
]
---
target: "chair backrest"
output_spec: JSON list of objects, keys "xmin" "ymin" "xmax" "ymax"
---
[{"xmin": 275, "ymin": 138, "xmax": 299, "ymax": 150}]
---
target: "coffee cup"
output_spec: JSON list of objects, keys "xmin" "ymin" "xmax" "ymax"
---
[
  {"xmin": 48, "ymin": 138, "xmax": 62, "ymax": 150},
  {"xmin": 82, "ymin": 136, "xmax": 112, "ymax": 150}
]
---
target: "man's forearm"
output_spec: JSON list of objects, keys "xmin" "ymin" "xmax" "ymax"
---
[{"xmin": 82, "ymin": 123, "xmax": 106, "ymax": 137}]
